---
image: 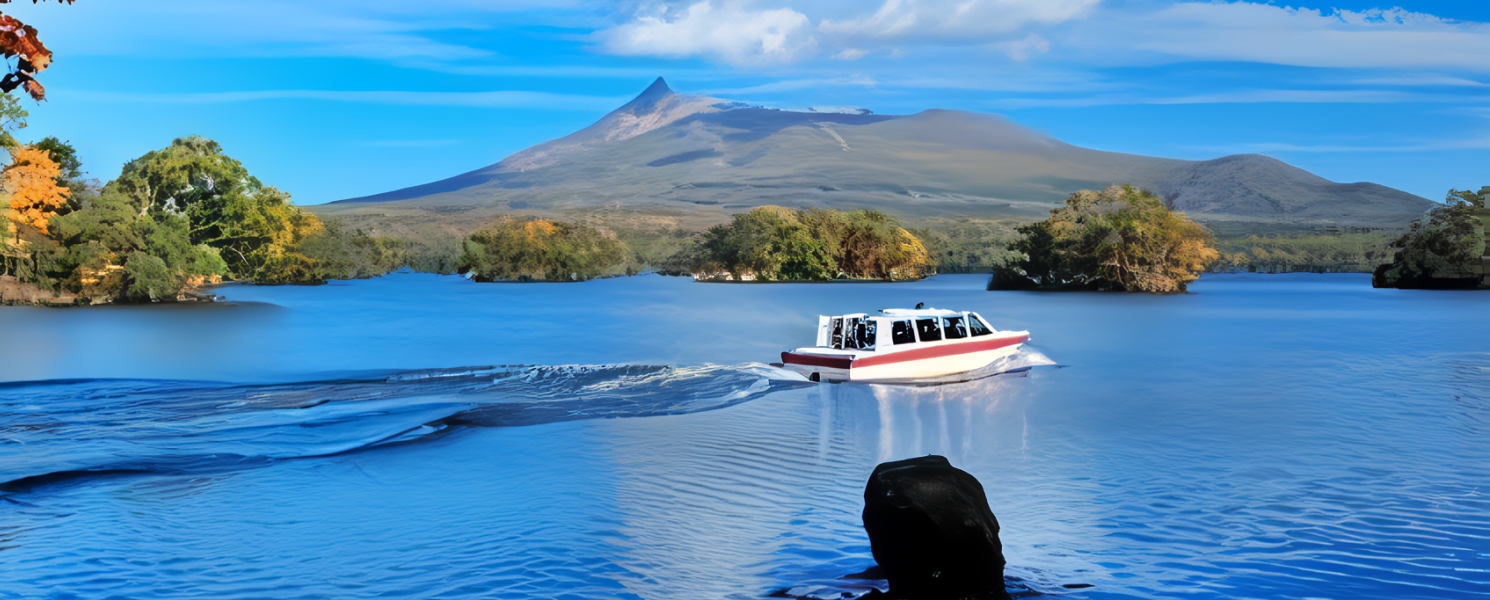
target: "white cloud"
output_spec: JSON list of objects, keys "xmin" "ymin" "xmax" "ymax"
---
[
  {"xmin": 819, "ymin": 0, "xmax": 1099, "ymax": 42},
  {"xmin": 698, "ymin": 75, "xmax": 878, "ymax": 95},
  {"xmin": 1181, "ymin": 135, "xmax": 1490, "ymax": 153},
  {"xmin": 986, "ymin": 89, "xmax": 1431, "ymax": 109},
  {"xmin": 995, "ymin": 33, "xmax": 1050, "ymax": 61},
  {"xmin": 600, "ymin": 1, "xmax": 816, "ymax": 65},
  {"xmin": 1066, "ymin": 3, "xmax": 1490, "ymax": 71},
  {"xmin": 590, "ymin": 0, "xmax": 1490, "ymax": 75},
  {"xmin": 833, "ymin": 48, "xmax": 869, "ymax": 61},
  {"xmin": 1353, "ymin": 76, "xmax": 1488, "ymax": 88}
]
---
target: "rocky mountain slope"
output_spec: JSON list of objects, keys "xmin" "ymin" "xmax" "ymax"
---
[{"xmin": 315, "ymin": 78, "xmax": 1433, "ymax": 238}]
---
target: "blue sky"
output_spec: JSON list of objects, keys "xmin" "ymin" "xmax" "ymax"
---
[{"xmin": 10, "ymin": 0, "xmax": 1490, "ymax": 205}]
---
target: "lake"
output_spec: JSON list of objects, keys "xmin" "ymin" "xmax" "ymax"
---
[{"xmin": 1, "ymin": 273, "xmax": 1486, "ymax": 599}]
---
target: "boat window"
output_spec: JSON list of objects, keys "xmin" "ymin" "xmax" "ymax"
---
[
  {"xmin": 891, "ymin": 320, "xmax": 915, "ymax": 345},
  {"xmin": 831, "ymin": 318, "xmax": 844, "ymax": 349},
  {"xmin": 968, "ymin": 314, "xmax": 993, "ymax": 337},
  {"xmin": 856, "ymin": 320, "xmax": 877, "ymax": 350},
  {"xmin": 942, "ymin": 316, "xmax": 967, "ymax": 339},
  {"xmin": 843, "ymin": 318, "xmax": 862, "ymax": 349},
  {"xmin": 915, "ymin": 318, "xmax": 942, "ymax": 342}
]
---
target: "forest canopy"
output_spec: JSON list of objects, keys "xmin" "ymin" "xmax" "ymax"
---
[
  {"xmin": 458, "ymin": 217, "xmax": 630, "ymax": 282},
  {"xmin": 992, "ymin": 185, "xmax": 1218, "ymax": 293},
  {"xmin": 1372, "ymin": 186, "xmax": 1488, "ymax": 289},
  {"xmin": 678, "ymin": 206, "xmax": 930, "ymax": 282},
  {"xmin": 2, "ymin": 136, "xmax": 406, "ymax": 304}
]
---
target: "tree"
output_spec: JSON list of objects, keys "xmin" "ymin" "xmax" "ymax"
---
[
  {"xmin": 687, "ymin": 206, "xmax": 929, "ymax": 281},
  {"xmin": 32, "ymin": 135, "xmax": 78, "ymax": 180},
  {"xmin": 49, "ymin": 189, "xmax": 226, "ymax": 302},
  {"xmin": 996, "ymin": 185, "xmax": 1218, "ymax": 293},
  {"xmin": 294, "ymin": 219, "xmax": 404, "ymax": 281},
  {"xmin": 110, "ymin": 136, "xmax": 323, "ymax": 282},
  {"xmin": 31, "ymin": 135, "xmax": 89, "ymax": 212},
  {"xmin": 459, "ymin": 217, "xmax": 628, "ymax": 282},
  {"xmin": 1372, "ymin": 186, "xmax": 1487, "ymax": 289},
  {"xmin": 4, "ymin": 143, "xmax": 67, "ymax": 233},
  {"xmin": 0, "ymin": 94, "xmax": 24, "ymax": 147},
  {"xmin": 0, "ymin": 0, "xmax": 75, "ymax": 101}
]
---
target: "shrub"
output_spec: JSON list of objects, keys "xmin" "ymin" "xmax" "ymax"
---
[
  {"xmin": 996, "ymin": 185, "xmax": 1218, "ymax": 293},
  {"xmin": 1372, "ymin": 186, "xmax": 1487, "ymax": 288},
  {"xmin": 458, "ymin": 217, "xmax": 629, "ymax": 282},
  {"xmin": 686, "ymin": 206, "xmax": 930, "ymax": 281}
]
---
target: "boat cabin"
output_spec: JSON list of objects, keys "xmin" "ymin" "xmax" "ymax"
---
[{"xmin": 815, "ymin": 308, "xmax": 999, "ymax": 352}]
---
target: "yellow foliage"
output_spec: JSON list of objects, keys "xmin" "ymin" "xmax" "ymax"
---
[
  {"xmin": 892, "ymin": 227, "xmax": 931, "ymax": 280},
  {"xmin": 4, "ymin": 145, "xmax": 69, "ymax": 234},
  {"xmin": 523, "ymin": 220, "xmax": 558, "ymax": 244}
]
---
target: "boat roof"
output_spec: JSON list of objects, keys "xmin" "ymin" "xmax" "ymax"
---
[
  {"xmin": 877, "ymin": 307, "xmax": 969, "ymax": 318},
  {"xmin": 819, "ymin": 308, "xmax": 980, "ymax": 319}
]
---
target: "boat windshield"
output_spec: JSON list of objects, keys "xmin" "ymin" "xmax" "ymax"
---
[
  {"xmin": 968, "ymin": 314, "xmax": 994, "ymax": 336},
  {"xmin": 831, "ymin": 317, "xmax": 844, "ymax": 347},
  {"xmin": 915, "ymin": 318, "xmax": 942, "ymax": 342}
]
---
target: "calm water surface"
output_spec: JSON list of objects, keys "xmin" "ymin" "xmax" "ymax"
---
[{"xmin": 1, "ymin": 273, "xmax": 1486, "ymax": 599}]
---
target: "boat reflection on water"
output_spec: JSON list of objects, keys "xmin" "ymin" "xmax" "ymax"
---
[{"xmin": 761, "ymin": 364, "xmax": 1063, "ymax": 599}]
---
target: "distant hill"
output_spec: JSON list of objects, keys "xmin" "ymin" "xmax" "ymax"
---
[{"xmin": 315, "ymin": 77, "xmax": 1433, "ymax": 238}]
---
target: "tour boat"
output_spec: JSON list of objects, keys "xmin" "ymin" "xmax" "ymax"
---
[{"xmin": 780, "ymin": 307, "xmax": 1030, "ymax": 383}]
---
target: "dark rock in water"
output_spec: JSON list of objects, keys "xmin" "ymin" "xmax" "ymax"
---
[{"xmin": 861, "ymin": 455, "xmax": 1011, "ymax": 600}]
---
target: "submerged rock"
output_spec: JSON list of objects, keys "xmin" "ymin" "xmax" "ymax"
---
[{"xmin": 862, "ymin": 455, "xmax": 1011, "ymax": 600}]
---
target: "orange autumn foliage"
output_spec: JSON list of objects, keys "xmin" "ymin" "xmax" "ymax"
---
[
  {"xmin": 0, "ymin": 0, "xmax": 76, "ymax": 101},
  {"xmin": 5, "ymin": 144, "xmax": 68, "ymax": 233}
]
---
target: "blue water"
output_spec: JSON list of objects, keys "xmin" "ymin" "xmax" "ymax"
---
[{"xmin": 1, "ymin": 273, "xmax": 1486, "ymax": 599}]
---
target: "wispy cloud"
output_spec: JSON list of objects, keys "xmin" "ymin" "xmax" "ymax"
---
[
  {"xmin": 590, "ymin": 1, "xmax": 1490, "ymax": 76},
  {"xmin": 25, "ymin": 0, "xmax": 567, "ymax": 62},
  {"xmin": 986, "ymin": 89, "xmax": 1449, "ymax": 109},
  {"xmin": 1181, "ymin": 135, "xmax": 1490, "ymax": 153},
  {"xmin": 819, "ymin": 0, "xmax": 1098, "ymax": 44},
  {"xmin": 1352, "ymin": 76, "xmax": 1489, "ymax": 88},
  {"xmin": 61, "ymin": 89, "xmax": 630, "ymax": 110},
  {"xmin": 698, "ymin": 75, "xmax": 877, "ymax": 96},
  {"xmin": 1065, "ymin": 3, "xmax": 1490, "ymax": 72}
]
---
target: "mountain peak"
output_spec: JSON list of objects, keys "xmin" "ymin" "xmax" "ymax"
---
[
  {"xmin": 623, "ymin": 77, "xmax": 675, "ymax": 113},
  {"xmin": 640, "ymin": 77, "xmax": 673, "ymax": 98}
]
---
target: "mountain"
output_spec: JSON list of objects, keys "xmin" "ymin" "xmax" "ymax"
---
[{"xmin": 315, "ymin": 77, "xmax": 1433, "ymax": 237}]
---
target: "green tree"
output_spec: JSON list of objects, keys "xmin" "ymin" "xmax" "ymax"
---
[
  {"xmin": 48, "ymin": 190, "xmax": 226, "ymax": 303},
  {"xmin": 110, "ymin": 136, "xmax": 322, "ymax": 282},
  {"xmin": 0, "ymin": 94, "xmax": 26, "ymax": 148},
  {"xmin": 459, "ymin": 217, "xmax": 629, "ymax": 282},
  {"xmin": 1372, "ymin": 186, "xmax": 1487, "ymax": 288},
  {"xmin": 294, "ymin": 219, "xmax": 404, "ymax": 281},
  {"xmin": 687, "ymin": 206, "xmax": 928, "ymax": 281},
  {"xmin": 32, "ymin": 136, "xmax": 79, "ymax": 181},
  {"xmin": 30, "ymin": 135, "xmax": 90, "ymax": 213},
  {"xmin": 996, "ymin": 185, "xmax": 1218, "ymax": 293},
  {"xmin": 703, "ymin": 206, "xmax": 835, "ymax": 281}
]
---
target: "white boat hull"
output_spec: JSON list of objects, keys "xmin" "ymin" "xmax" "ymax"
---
[{"xmin": 781, "ymin": 332, "xmax": 1028, "ymax": 383}]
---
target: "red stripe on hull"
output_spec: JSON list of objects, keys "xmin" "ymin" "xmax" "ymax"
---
[
  {"xmin": 781, "ymin": 352, "xmax": 854, "ymax": 370},
  {"xmin": 852, "ymin": 334, "xmax": 1028, "ymax": 368}
]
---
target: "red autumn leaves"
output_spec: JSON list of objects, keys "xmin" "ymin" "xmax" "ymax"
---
[{"xmin": 0, "ymin": 0, "xmax": 76, "ymax": 101}]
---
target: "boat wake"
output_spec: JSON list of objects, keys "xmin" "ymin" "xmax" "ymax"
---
[{"xmin": 0, "ymin": 364, "xmax": 812, "ymax": 494}]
